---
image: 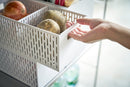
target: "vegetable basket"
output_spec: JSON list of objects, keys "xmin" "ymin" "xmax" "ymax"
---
[{"xmin": 0, "ymin": 0, "xmax": 92, "ymax": 87}]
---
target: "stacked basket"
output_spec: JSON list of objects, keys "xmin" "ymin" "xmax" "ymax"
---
[{"xmin": 0, "ymin": 0, "xmax": 90, "ymax": 87}]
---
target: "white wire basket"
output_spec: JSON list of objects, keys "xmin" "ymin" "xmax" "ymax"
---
[{"xmin": 0, "ymin": 0, "xmax": 92, "ymax": 87}]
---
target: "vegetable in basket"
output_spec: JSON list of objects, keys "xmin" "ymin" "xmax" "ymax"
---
[
  {"xmin": 37, "ymin": 19, "xmax": 60, "ymax": 34},
  {"xmin": 3, "ymin": 1, "xmax": 27, "ymax": 20},
  {"xmin": 37, "ymin": 10, "xmax": 76, "ymax": 34},
  {"xmin": 43, "ymin": 10, "xmax": 66, "ymax": 33}
]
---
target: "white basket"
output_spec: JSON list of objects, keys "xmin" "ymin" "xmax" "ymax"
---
[
  {"xmin": 0, "ymin": 0, "xmax": 92, "ymax": 87},
  {"xmin": 0, "ymin": 48, "xmax": 38, "ymax": 87}
]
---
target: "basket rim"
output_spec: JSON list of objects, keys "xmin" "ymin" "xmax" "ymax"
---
[{"xmin": 0, "ymin": 14, "xmax": 59, "ymax": 37}]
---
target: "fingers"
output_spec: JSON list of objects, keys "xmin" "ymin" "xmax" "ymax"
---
[
  {"xmin": 68, "ymin": 25, "xmax": 105, "ymax": 43},
  {"xmin": 66, "ymin": 22, "xmax": 72, "ymax": 29},
  {"xmin": 68, "ymin": 18, "xmax": 107, "ymax": 43},
  {"xmin": 76, "ymin": 27, "xmax": 87, "ymax": 33},
  {"xmin": 66, "ymin": 21, "xmax": 75, "ymax": 28},
  {"xmin": 77, "ymin": 18, "xmax": 104, "ymax": 29},
  {"xmin": 68, "ymin": 27, "xmax": 87, "ymax": 41},
  {"xmin": 77, "ymin": 18, "xmax": 92, "ymax": 25},
  {"xmin": 68, "ymin": 30, "xmax": 82, "ymax": 40}
]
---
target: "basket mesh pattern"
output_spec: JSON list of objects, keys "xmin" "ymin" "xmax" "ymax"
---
[
  {"xmin": 48, "ymin": 6, "xmax": 85, "ymax": 22},
  {"xmin": 19, "ymin": 0, "xmax": 47, "ymax": 14},
  {"xmin": 0, "ymin": 48, "xmax": 37, "ymax": 87},
  {"xmin": 19, "ymin": 7, "xmax": 49, "ymax": 26},
  {"xmin": 0, "ymin": 15, "xmax": 59, "ymax": 70}
]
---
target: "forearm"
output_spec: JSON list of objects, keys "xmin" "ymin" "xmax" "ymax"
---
[{"xmin": 107, "ymin": 23, "xmax": 130, "ymax": 49}]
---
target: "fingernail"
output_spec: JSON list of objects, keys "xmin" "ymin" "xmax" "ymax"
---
[
  {"xmin": 67, "ymin": 33, "xmax": 71, "ymax": 39},
  {"xmin": 67, "ymin": 32, "xmax": 71, "ymax": 39},
  {"xmin": 67, "ymin": 36, "xmax": 71, "ymax": 39}
]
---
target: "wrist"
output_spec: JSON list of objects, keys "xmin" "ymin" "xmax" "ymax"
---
[
  {"xmin": 105, "ymin": 22, "xmax": 117, "ymax": 41},
  {"xmin": 100, "ymin": 21, "xmax": 113, "ymax": 40}
]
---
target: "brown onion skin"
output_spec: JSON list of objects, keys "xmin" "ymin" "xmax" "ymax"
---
[{"xmin": 3, "ymin": 1, "xmax": 27, "ymax": 20}]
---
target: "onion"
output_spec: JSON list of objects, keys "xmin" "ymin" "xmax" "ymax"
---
[{"xmin": 3, "ymin": 1, "xmax": 27, "ymax": 20}]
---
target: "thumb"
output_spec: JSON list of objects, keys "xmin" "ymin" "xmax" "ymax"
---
[{"xmin": 77, "ymin": 18, "xmax": 91, "ymax": 25}]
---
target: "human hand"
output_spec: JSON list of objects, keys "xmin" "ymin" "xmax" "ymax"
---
[
  {"xmin": 68, "ymin": 18, "xmax": 111, "ymax": 43},
  {"xmin": 66, "ymin": 21, "xmax": 75, "ymax": 29}
]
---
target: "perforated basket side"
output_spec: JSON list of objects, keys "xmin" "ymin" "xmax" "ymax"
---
[
  {"xmin": 47, "ymin": 6, "xmax": 86, "ymax": 22},
  {"xmin": 19, "ymin": 0, "xmax": 47, "ymax": 14},
  {"xmin": 0, "ymin": 48, "xmax": 37, "ymax": 87},
  {"xmin": 0, "ymin": 15, "xmax": 59, "ymax": 71},
  {"xmin": 16, "ymin": 6, "xmax": 86, "ymax": 71},
  {"xmin": 19, "ymin": 7, "xmax": 49, "ymax": 26},
  {"xmin": 20, "ymin": 6, "xmax": 86, "ymax": 27}
]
